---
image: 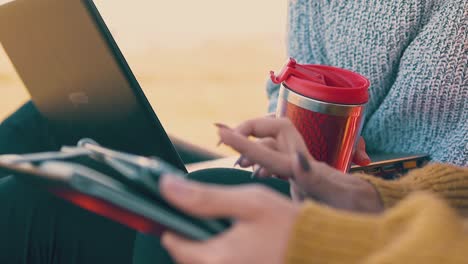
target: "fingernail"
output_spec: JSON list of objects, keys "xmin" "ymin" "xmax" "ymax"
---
[
  {"xmin": 359, "ymin": 153, "xmax": 371, "ymax": 165},
  {"xmin": 160, "ymin": 175, "xmax": 193, "ymax": 196},
  {"xmin": 214, "ymin": 123, "xmax": 232, "ymax": 130},
  {"xmin": 214, "ymin": 123, "xmax": 231, "ymax": 146},
  {"xmin": 251, "ymin": 167, "xmax": 262, "ymax": 178},
  {"xmin": 233, "ymin": 156, "xmax": 245, "ymax": 167},
  {"xmin": 297, "ymin": 152, "xmax": 310, "ymax": 172},
  {"xmin": 363, "ymin": 153, "xmax": 371, "ymax": 163},
  {"xmin": 362, "ymin": 158, "xmax": 371, "ymax": 166}
]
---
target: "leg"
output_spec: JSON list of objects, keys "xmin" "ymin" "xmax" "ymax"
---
[
  {"xmin": 0, "ymin": 101, "xmax": 60, "ymax": 155},
  {"xmin": 0, "ymin": 102, "xmax": 136, "ymax": 263},
  {"xmin": 0, "ymin": 102, "xmax": 290, "ymax": 263},
  {"xmin": 186, "ymin": 168, "xmax": 290, "ymax": 196},
  {"xmin": 0, "ymin": 176, "xmax": 136, "ymax": 264}
]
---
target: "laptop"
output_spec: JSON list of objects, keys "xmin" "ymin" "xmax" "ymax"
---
[
  {"xmin": 0, "ymin": 0, "xmax": 186, "ymax": 172},
  {"xmin": 0, "ymin": 0, "xmax": 429, "ymax": 178}
]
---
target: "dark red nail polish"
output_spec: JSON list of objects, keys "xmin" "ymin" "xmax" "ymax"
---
[
  {"xmin": 251, "ymin": 167, "xmax": 262, "ymax": 178},
  {"xmin": 362, "ymin": 158, "xmax": 371, "ymax": 166},
  {"xmin": 234, "ymin": 156, "xmax": 244, "ymax": 167},
  {"xmin": 297, "ymin": 152, "xmax": 310, "ymax": 172},
  {"xmin": 214, "ymin": 123, "xmax": 232, "ymax": 130}
]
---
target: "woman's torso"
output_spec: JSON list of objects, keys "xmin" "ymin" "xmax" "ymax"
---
[{"xmin": 282, "ymin": 0, "xmax": 467, "ymax": 165}]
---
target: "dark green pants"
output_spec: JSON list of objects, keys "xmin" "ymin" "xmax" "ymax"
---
[{"xmin": 0, "ymin": 102, "xmax": 289, "ymax": 264}]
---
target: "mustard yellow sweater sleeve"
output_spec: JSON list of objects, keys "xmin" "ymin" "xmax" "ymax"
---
[
  {"xmin": 358, "ymin": 164, "xmax": 468, "ymax": 213},
  {"xmin": 285, "ymin": 192, "xmax": 468, "ymax": 263},
  {"xmin": 285, "ymin": 164, "xmax": 468, "ymax": 263}
]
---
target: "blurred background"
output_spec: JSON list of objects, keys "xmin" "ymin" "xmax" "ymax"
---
[{"xmin": 0, "ymin": 0, "xmax": 287, "ymax": 155}]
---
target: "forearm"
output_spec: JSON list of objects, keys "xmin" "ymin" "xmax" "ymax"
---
[
  {"xmin": 358, "ymin": 164, "xmax": 468, "ymax": 214},
  {"xmin": 286, "ymin": 192, "xmax": 468, "ymax": 264}
]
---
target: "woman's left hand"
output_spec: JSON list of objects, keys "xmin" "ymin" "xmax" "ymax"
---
[
  {"xmin": 216, "ymin": 117, "xmax": 383, "ymax": 213},
  {"xmin": 160, "ymin": 175, "xmax": 299, "ymax": 264}
]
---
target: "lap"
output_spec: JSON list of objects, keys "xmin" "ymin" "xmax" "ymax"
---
[
  {"xmin": 0, "ymin": 102, "xmax": 291, "ymax": 263},
  {"xmin": 0, "ymin": 102, "xmax": 135, "ymax": 263},
  {"xmin": 0, "ymin": 101, "xmax": 60, "ymax": 156},
  {"xmin": 0, "ymin": 176, "xmax": 136, "ymax": 264}
]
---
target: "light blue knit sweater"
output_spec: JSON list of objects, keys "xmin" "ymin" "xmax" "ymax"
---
[{"xmin": 267, "ymin": 0, "xmax": 467, "ymax": 166}]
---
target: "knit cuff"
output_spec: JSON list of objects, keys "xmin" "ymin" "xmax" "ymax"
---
[
  {"xmin": 357, "ymin": 164, "xmax": 468, "ymax": 210},
  {"xmin": 402, "ymin": 164, "xmax": 468, "ymax": 211},
  {"xmin": 285, "ymin": 202, "xmax": 377, "ymax": 264}
]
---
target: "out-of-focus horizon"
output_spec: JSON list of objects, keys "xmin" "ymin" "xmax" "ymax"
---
[{"xmin": 0, "ymin": 0, "xmax": 287, "ymax": 155}]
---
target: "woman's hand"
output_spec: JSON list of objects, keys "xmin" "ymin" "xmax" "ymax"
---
[
  {"xmin": 238, "ymin": 113, "xmax": 371, "ymax": 168},
  {"xmin": 160, "ymin": 175, "xmax": 299, "ymax": 264},
  {"xmin": 217, "ymin": 117, "xmax": 383, "ymax": 213},
  {"xmin": 352, "ymin": 137, "xmax": 371, "ymax": 166}
]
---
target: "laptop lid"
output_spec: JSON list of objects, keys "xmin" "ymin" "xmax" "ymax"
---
[{"xmin": 0, "ymin": 0, "xmax": 186, "ymax": 172}]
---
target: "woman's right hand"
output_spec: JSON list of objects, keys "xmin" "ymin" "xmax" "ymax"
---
[{"xmin": 216, "ymin": 117, "xmax": 383, "ymax": 213}]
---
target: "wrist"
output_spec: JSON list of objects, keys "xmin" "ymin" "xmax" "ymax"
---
[
  {"xmin": 316, "ymin": 163, "xmax": 384, "ymax": 213},
  {"xmin": 351, "ymin": 179, "xmax": 384, "ymax": 213}
]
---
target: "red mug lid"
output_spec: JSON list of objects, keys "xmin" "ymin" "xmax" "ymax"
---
[{"xmin": 270, "ymin": 58, "xmax": 369, "ymax": 105}]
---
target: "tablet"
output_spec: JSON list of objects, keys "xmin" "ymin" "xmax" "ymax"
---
[{"xmin": 0, "ymin": 153, "xmax": 228, "ymax": 240}]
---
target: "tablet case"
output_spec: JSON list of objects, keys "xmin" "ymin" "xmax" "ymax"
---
[{"xmin": 0, "ymin": 144, "xmax": 229, "ymax": 241}]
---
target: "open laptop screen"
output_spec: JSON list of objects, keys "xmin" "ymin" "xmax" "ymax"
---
[{"xmin": 0, "ymin": 0, "xmax": 186, "ymax": 171}]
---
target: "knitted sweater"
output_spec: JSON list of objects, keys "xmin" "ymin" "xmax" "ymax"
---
[
  {"xmin": 286, "ymin": 164, "xmax": 468, "ymax": 263},
  {"xmin": 267, "ymin": 0, "xmax": 468, "ymax": 166}
]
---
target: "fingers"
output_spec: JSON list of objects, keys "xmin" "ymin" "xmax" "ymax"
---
[
  {"xmin": 235, "ymin": 137, "xmax": 277, "ymax": 168},
  {"xmin": 237, "ymin": 138, "xmax": 276, "ymax": 178},
  {"xmin": 352, "ymin": 137, "xmax": 371, "ymax": 166},
  {"xmin": 160, "ymin": 175, "xmax": 271, "ymax": 219},
  {"xmin": 162, "ymin": 232, "xmax": 232, "ymax": 264},
  {"xmin": 233, "ymin": 117, "xmax": 296, "ymax": 139},
  {"xmin": 218, "ymin": 128, "xmax": 292, "ymax": 176},
  {"xmin": 162, "ymin": 232, "xmax": 210, "ymax": 264},
  {"xmin": 251, "ymin": 165, "xmax": 273, "ymax": 178}
]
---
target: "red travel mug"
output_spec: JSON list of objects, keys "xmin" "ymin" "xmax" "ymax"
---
[{"xmin": 271, "ymin": 58, "xmax": 370, "ymax": 172}]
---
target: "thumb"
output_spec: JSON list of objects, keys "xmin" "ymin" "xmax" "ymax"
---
[
  {"xmin": 352, "ymin": 137, "xmax": 371, "ymax": 166},
  {"xmin": 160, "ymin": 175, "xmax": 264, "ymax": 219}
]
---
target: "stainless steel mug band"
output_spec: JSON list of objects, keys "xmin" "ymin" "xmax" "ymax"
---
[{"xmin": 278, "ymin": 84, "xmax": 366, "ymax": 117}]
